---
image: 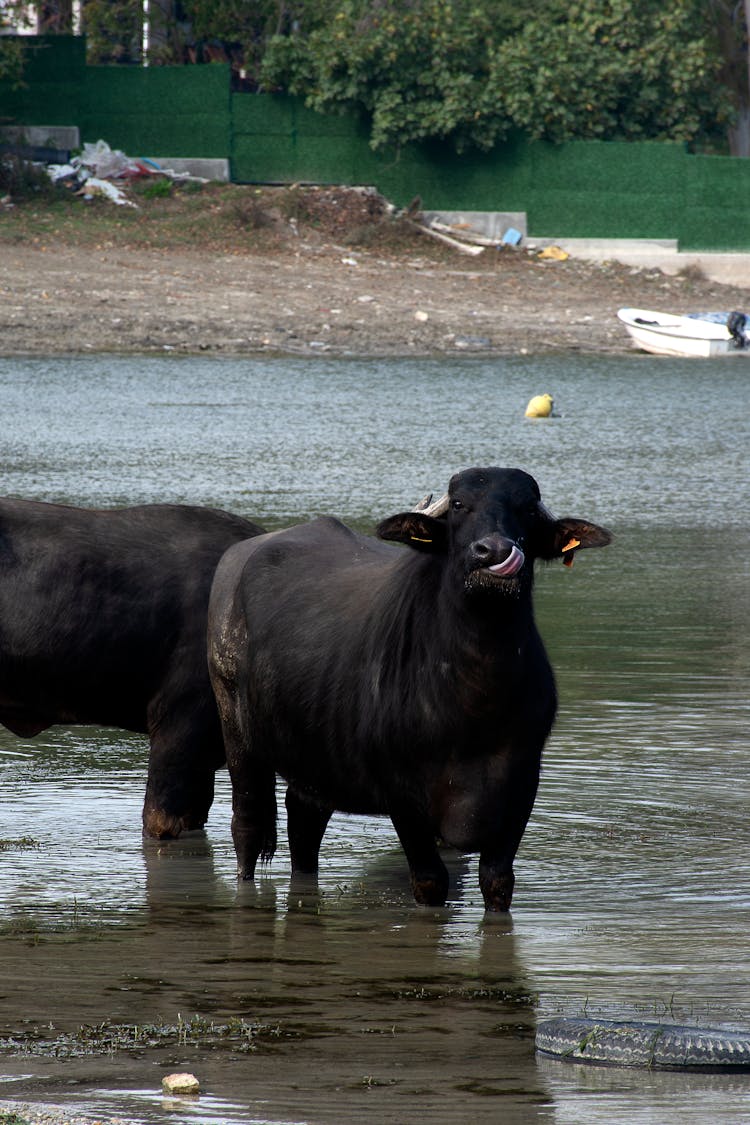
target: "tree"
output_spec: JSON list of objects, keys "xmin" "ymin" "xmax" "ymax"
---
[
  {"xmin": 708, "ymin": 0, "xmax": 750, "ymax": 155},
  {"xmin": 0, "ymin": 38, "xmax": 26, "ymax": 88},
  {"xmin": 76, "ymin": 0, "xmax": 326, "ymax": 75},
  {"xmin": 80, "ymin": 0, "xmax": 143, "ymax": 64},
  {"xmin": 485, "ymin": 0, "xmax": 731, "ymax": 147},
  {"xmin": 36, "ymin": 1, "xmax": 74, "ymax": 32},
  {"xmin": 262, "ymin": 0, "xmax": 520, "ymax": 151},
  {"xmin": 0, "ymin": 3, "xmax": 31, "ymax": 86},
  {"xmin": 139, "ymin": 1, "xmax": 327, "ymax": 75},
  {"xmin": 261, "ymin": 0, "xmax": 732, "ymax": 152},
  {"xmin": 180, "ymin": 0, "xmax": 299, "ymax": 78}
]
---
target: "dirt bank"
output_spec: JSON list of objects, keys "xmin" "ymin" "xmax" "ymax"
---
[{"xmin": 1, "ymin": 185, "xmax": 748, "ymax": 358}]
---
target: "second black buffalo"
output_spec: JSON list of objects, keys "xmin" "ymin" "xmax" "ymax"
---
[
  {"xmin": 0, "ymin": 497, "xmax": 264, "ymax": 838},
  {"xmin": 208, "ymin": 467, "xmax": 612, "ymax": 911}
]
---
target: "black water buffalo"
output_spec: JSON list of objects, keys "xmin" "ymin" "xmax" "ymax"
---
[
  {"xmin": 207, "ymin": 467, "xmax": 611, "ymax": 911},
  {"xmin": 0, "ymin": 497, "xmax": 264, "ymax": 838}
]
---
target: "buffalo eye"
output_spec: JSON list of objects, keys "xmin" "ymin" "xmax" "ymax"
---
[{"xmin": 451, "ymin": 499, "xmax": 464, "ymax": 511}]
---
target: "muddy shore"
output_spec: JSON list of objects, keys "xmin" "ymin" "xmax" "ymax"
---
[{"xmin": 2, "ymin": 238, "xmax": 749, "ymax": 359}]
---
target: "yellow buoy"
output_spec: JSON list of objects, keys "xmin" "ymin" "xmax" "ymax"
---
[{"xmin": 525, "ymin": 393, "xmax": 554, "ymax": 418}]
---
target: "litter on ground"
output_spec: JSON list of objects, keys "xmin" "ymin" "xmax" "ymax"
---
[{"xmin": 46, "ymin": 139, "xmax": 209, "ymax": 207}]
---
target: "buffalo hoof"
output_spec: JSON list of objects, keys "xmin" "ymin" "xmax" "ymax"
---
[
  {"xmin": 142, "ymin": 807, "xmax": 191, "ymax": 839},
  {"xmin": 411, "ymin": 874, "xmax": 449, "ymax": 908},
  {"xmin": 480, "ymin": 871, "xmax": 514, "ymax": 912}
]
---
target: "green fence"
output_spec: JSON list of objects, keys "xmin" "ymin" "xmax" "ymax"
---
[
  {"xmin": 683, "ymin": 153, "xmax": 750, "ymax": 250},
  {"xmin": 3, "ymin": 35, "xmax": 750, "ymax": 251},
  {"xmin": 1, "ymin": 36, "xmax": 230, "ymax": 157},
  {"xmin": 231, "ymin": 97, "xmax": 750, "ymax": 250},
  {"xmin": 81, "ymin": 65, "xmax": 231, "ymax": 157},
  {"xmin": 0, "ymin": 35, "xmax": 85, "ymax": 124}
]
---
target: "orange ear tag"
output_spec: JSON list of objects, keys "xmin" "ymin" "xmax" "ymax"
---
[{"xmin": 562, "ymin": 537, "xmax": 580, "ymax": 568}]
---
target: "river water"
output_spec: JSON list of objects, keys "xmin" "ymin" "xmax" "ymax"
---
[{"xmin": 0, "ymin": 352, "xmax": 748, "ymax": 1124}]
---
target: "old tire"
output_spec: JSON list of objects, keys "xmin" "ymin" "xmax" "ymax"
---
[{"xmin": 536, "ymin": 1017, "xmax": 750, "ymax": 1070}]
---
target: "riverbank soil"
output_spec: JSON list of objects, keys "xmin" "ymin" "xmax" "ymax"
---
[{"xmin": 1, "ymin": 182, "xmax": 749, "ymax": 357}]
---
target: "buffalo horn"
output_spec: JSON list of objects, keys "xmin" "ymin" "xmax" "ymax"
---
[{"xmin": 412, "ymin": 492, "xmax": 449, "ymax": 518}]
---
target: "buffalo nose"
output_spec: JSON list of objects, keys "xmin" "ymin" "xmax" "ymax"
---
[{"xmin": 470, "ymin": 536, "xmax": 514, "ymax": 566}]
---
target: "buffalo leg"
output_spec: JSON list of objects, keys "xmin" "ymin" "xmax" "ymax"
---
[
  {"xmin": 478, "ymin": 857, "xmax": 515, "ymax": 913},
  {"xmin": 230, "ymin": 762, "xmax": 278, "ymax": 880},
  {"xmin": 389, "ymin": 805, "xmax": 449, "ymax": 907},
  {"xmin": 142, "ymin": 709, "xmax": 222, "ymax": 839},
  {"xmin": 211, "ymin": 669, "xmax": 278, "ymax": 880},
  {"xmin": 478, "ymin": 770, "xmax": 540, "ymax": 912},
  {"xmin": 285, "ymin": 787, "xmax": 332, "ymax": 874}
]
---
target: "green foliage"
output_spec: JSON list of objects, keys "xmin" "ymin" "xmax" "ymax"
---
[
  {"xmin": 141, "ymin": 176, "xmax": 174, "ymax": 198},
  {"xmin": 182, "ymin": 0, "xmax": 282, "ymax": 77},
  {"xmin": 179, "ymin": 1, "xmax": 332, "ymax": 77},
  {"xmin": 0, "ymin": 155, "xmax": 67, "ymax": 201},
  {"xmin": 185, "ymin": 0, "xmax": 287, "ymax": 50},
  {"xmin": 0, "ymin": 0, "xmax": 737, "ymax": 153},
  {"xmin": 263, "ymin": 0, "xmax": 520, "ymax": 151},
  {"xmin": 262, "ymin": 0, "xmax": 732, "ymax": 151},
  {"xmin": 82, "ymin": 0, "xmax": 143, "ymax": 63},
  {"xmin": 0, "ymin": 38, "xmax": 26, "ymax": 88},
  {"xmin": 486, "ymin": 0, "xmax": 731, "ymax": 145},
  {"xmin": 0, "ymin": 836, "xmax": 39, "ymax": 850}
]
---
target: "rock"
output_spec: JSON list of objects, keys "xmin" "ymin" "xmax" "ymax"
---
[{"xmin": 162, "ymin": 1072, "xmax": 200, "ymax": 1095}]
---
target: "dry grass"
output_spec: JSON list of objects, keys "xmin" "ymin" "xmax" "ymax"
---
[
  {"xmin": 677, "ymin": 261, "xmax": 707, "ymax": 283},
  {"xmin": 0, "ymin": 172, "xmax": 548, "ymax": 273},
  {"xmin": 0, "ymin": 175, "xmax": 433, "ymax": 257}
]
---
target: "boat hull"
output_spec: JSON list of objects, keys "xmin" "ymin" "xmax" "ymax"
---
[{"xmin": 617, "ymin": 308, "xmax": 749, "ymax": 358}]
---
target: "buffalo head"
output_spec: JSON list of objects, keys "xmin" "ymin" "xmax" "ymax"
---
[{"xmin": 376, "ymin": 467, "xmax": 612, "ymax": 594}]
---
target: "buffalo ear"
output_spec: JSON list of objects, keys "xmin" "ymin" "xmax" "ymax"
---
[
  {"xmin": 375, "ymin": 512, "xmax": 448, "ymax": 553},
  {"xmin": 537, "ymin": 516, "xmax": 613, "ymax": 563}
]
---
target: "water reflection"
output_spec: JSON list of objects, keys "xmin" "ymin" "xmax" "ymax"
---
[
  {"xmin": 537, "ymin": 1055, "xmax": 750, "ymax": 1125},
  {"xmin": 1, "ymin": 807, "xmax": 552, "ymax": 1123}
]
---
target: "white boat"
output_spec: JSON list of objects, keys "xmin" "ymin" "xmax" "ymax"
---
[{"xmin": 617, "ymin": 307, "xmax": 750, "ymax": 357}]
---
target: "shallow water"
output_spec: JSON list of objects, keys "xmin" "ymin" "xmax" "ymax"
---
[{"xmin": 0, "ymin": 352, "xmax": 749, "ymax": 1123}]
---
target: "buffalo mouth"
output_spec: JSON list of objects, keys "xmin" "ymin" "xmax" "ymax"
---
[{"xmin": 466, "ymin": 543, "xmax": 526, "ymax": 591}]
